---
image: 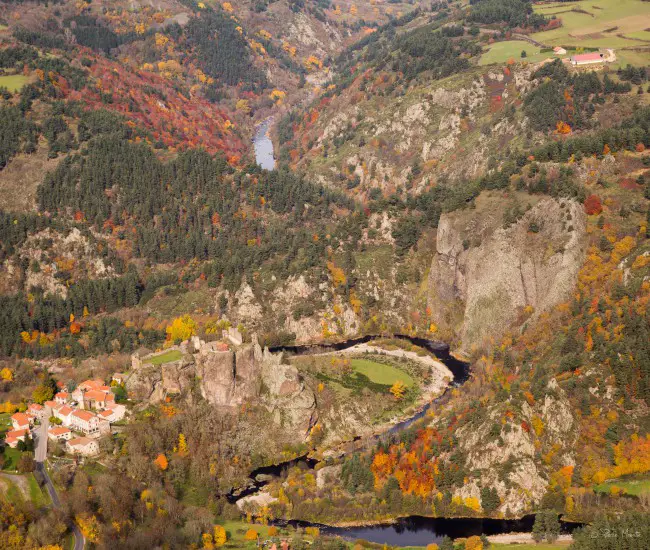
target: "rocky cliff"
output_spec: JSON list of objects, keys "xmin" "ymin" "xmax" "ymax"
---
[
  {"xmin": 452, "ymin": 378, "xmax": 577, "ymax": 516},
  {"xmin": 428, "ymin": 194, "xmax": 587, "ymax": 352},
  {"xmin": 127, "ymin": 338, "xmax": 317, "ymax": 440}
]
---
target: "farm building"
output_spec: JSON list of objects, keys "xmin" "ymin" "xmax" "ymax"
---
[{"xmin": 571, "ymin": 52, "xmax": 605, "ymax": 66}]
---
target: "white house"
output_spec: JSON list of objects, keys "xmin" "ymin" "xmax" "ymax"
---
[
  {"xmin": 553, "ymin": 46, "xmax": 567, "ymax": 55},
  {"xmin": 98, "ymin": 403, "xmax": 126, "ymax": 423},
  {"xmin": 48, "ymin": 426, "xmax": 72, "ymax": 441},
  {"xmin": 11, "ymin": 412, "xmax": 32, "ymax": 431},
  {"xmin": 54, "ymin": 405, "xmax": 75, "ymax": 427},
  {"xmin": 28, "ymin": 403, "xmax": 46, "ymax": 419},
  {"xmin": 5, "ymin": 428, "xmax": 29, "ymax": 448},
  {"xmin": 67, "ymin": 437, "xmax": 99, "ymax": 457},
  {"xmin": 54, "ymin": 392, "xmax": 70, "ymax": 405}
]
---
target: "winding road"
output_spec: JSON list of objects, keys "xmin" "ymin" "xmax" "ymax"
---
[{"xmin": 34, "ymin": 418, "xmax": 85, "ymax": 550}]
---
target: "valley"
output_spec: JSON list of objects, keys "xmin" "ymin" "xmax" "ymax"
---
[{"xmin": 0, "ymin": 0, "xmax": 649, "ymax": 548}]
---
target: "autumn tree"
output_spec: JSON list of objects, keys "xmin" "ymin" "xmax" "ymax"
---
[
  {"xmin": 390, "ymin": 380, "xmax": 407, "ymax": 399},
  {"xmin": 166, "ymin": 315, "xmax": 197, "ymax": 344},
  {"xmin": 154, "ymin": 453, "xmax": 168, "ymax": 471},
  {"xmin": 213, "ymin": 525, "xmax": 227, "ymax": 546}
]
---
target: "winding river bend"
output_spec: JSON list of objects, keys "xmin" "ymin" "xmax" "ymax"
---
[
  {"xmin": 234, "ymin": 335, "xmax": 582, "ymax": 545},
  {"xmin": 253, "ymin": 117, "xmax": 275, "ymax": 170}
]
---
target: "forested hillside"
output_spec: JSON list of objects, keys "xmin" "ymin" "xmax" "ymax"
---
[{"xmin": 0, "ymin": 0, "xmax": 649, "ymax": 548}]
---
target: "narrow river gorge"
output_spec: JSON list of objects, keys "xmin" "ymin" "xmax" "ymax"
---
[{"xmin": 230, "ymin": 336, "xmax": 581, "ymax": 546}]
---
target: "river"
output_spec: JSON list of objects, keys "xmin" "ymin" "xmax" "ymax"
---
[
  {"xmin": 253, "ymin": 118, "xmax": 275, "ymax": 170},
  {"xmin": 237, "ymin": 336, "xmax": 580, "ymax": 545},
  {"xmin": 311, "ymin": 515, "xmax": 582, "ymax": 546}
]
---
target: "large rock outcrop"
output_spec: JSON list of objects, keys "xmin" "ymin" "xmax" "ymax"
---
[
  {"xmin": 428, "ymin": 195, "xmax": 587, "ymax": 352},
  {"xmin": 127, "ymin": 337, "xmax": 317, "ymax": 439},
  {"xmin": 452, "ymin": 379, "xmax": 577, "ymax": 516}
]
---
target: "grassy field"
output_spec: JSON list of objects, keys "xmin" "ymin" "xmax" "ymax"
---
[
  {"xmin": 2, "ymin": 447, "xmax": 22, "ymax": 471},
  {"xmin": 0, "ymin": 74, "xmax": 29, "ymax": 92},
  {"xmin": 0, "ymin": 412, "xmax": 10, "ymax": 435},
  {"xmin": 27, "ymin": 472, "xmax": 50, "ymax": 506},
  {"xmin": 532, "ymin": 0, "xmax": 650, "ymax": 49},
  {"xmin": 144, "ymin": 349, "xmax": 183, "ymax": 365},
  {"xmin": 217, "ymin": 520, "xmax": 307, "ymax": 548},
  {"xmin": 595, "ymin": 475, "xmax": 650, "ymax": 496},
  {"xmin": 351, "ymin": 358, "xmax": 414, "ymax": 387},
  {"xmin": 480, "ymin": 41, "xmax": 557, "ymax": 65}
]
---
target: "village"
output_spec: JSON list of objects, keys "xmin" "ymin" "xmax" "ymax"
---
[{"xmin": 4, "ymin": 374, "xmax": 127, "ymax": 458}]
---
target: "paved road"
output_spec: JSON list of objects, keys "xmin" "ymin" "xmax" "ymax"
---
[{"xmin": 34, "ymin": 417, "xmax": 85, "ymax": 550}]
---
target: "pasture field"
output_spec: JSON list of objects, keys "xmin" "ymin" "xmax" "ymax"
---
[
  {"xmin": 144, "ymin": 349, "xmax": 183, "ymax": 365},
  {"xmin": 480, "ymin": 40, "xmax": 558, "ymax": 65},
  {"xmin": 595, "ymin": 475, "xmax": 650, "ymax": 496},
  {"xmin": 0, "ymin": 74, "xmax": 29, "ymax": 92},
  {"xmin": 532, "ymin": 0, "xmax": 650, "ymax": 49},
  {"xmin": 350, "ymin": 357, "xmax": 414, "ymax": 387}
]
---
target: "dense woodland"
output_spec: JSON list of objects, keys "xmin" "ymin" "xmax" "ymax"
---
[{"xmin": 0, "ymin": 0, "xmax": 649, "ymax": 548}]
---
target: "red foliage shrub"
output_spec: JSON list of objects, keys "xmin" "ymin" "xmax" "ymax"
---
[{"xmin": 584, "ymin": 194, "xmax": 603, "ymax": 215}]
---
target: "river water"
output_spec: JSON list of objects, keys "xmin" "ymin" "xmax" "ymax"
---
[
  {"xmin": 236, "ymin": 337, "xmax": 584, "ymax": 545},
  {"xmin": 316, "ymin": 515, "xmax": 582, "ymax": 546},
  {"xmin": 253, "ymin": 118, "xmax": 275, "ymax": 170}
]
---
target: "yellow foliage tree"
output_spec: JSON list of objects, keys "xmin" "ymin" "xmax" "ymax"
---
[
  {"xmin": 177, "ymin": 433, "xmax": 188, "ymax": 456},
  {"xmin": 0, "ymin": 367, "xmax": 13, "ymax": 381},
  {"xmin": 166, "ymin": 314, "xmax": 197, "ymax": 343},
  {"xmin": 390, "ymin": 380, "xmax": 407, "ymax": 400},
  {"xmin": 465, "ymin": 536, "xmax": 483, "ymax": 550},
  {"xmin": 76, "ymin": 514, "xmax": 100, "ymax": 543},
  {"xmin": 213, "ymin": 525, "xmax": 227, "ymax": 546},
  {"xmin": 202, "ymin": 533, "xmax": 214, "ymax": 549},
  {"xmin": 244, "ymin": 529, "xmax": 258, "ymax": 540},
  {"xmin": 236, "ymin": 99, "xmax": 251, "ymax": 113}
]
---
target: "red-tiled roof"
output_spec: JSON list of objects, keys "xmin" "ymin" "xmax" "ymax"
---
[
  {"xmin": 572, "ymin": 52, "xmax": 603, "ymax": 62},
  {"xmin": 55, "ymin": 392, "xmax": 69, "ymax": 399},
  {"xmin": 29, "ymin": 403, "xmax": 43, "ymax": 410},
  {"xmin": 58, "ymin": 406, "xmax": 74, "ymax": 417},
  {"xmin": 48, "ymin": 426, "xmax": 71, "ymax": 436},
  {"xmin": 6, "ymin": 428, "xmax": 28, "ymax": 438},
  {"xmin": 84, "ymin": 390, "xmax": 109, "ymax": 402},
  {"xmin": 11, "ymin": 412, "xmax": 31, "ymax": 425},
  {"xmin": 72, "ymin": 410, "xmax": 96, "ymax": 422}
]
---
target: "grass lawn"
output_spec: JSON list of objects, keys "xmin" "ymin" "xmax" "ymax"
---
[
  {"xmin": 351, "ymin": 358, "xmax": 414, "ymax": 387},
  {"xmin": 531, "ymin": 0, "xmax": 650, "ymax": 49},
  {"xmin": 595, "ymin": 475, "xmax": 650, "ymax": 496},
  {"xmin": 2, "ymin": 447, "xmax": 22, "ymax": 471},
  {"xmin": 144, "ymin": 349, "xmax": 183, "ymax": 365},
  {"xmin": 480, "ymin": 41, "xmax": 557, "ymax": 65},
  {"xmin": 27, "ymin": 472, "xmax": 50, "ymax": 506},
  {"xmin": 0, "ymin": 412, "xmax": 10, "ymax": 435},
  {"xmin": 0, "ymin": 74, "xmax": 29, "ymax": 92},
  {"xmin": 610, "ymin": 49, "xmax": 650, "ymax": 69}
]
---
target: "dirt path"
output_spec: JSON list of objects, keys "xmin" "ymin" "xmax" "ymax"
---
[{"xmin": 487, "ymin": 532, "xmax": 573, "ymax": 544}]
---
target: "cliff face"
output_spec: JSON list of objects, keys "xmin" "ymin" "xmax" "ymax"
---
[
  {"xmin": 127, "ymin": 338, "xmax": 317, "ymax": 440},
  {"xmin": 428, "ymin": 195, "xmax": 587, "ymax": 352}
]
